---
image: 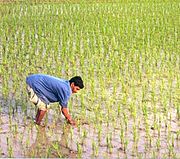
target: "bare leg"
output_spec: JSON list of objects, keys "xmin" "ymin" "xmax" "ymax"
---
[
  {"xmin": 35, "ymin": 109, "xmax": 40, "ymax": 121},
  {"xmin": 35, "ymin": 110, "xmax": 47, "ymax": 125}
]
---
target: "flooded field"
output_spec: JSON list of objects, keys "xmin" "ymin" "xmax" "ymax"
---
[
  {"xmin": 0, "ymin": 1, "xmax": 179, "ymax": 158},
  {"xmin": 0, "ymin": 83, "xmax": 179, "ymax": 158},
  {"xmin": 0, "ymin": 106, "xmax": 179, "ymax": 158}
]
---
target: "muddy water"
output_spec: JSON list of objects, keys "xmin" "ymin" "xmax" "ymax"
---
[{"xmin": 0, "ymin": 101, "xmax": 179, "ymax": 158}]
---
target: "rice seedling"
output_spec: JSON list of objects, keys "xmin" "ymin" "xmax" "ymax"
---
[
  {"xmin": 97, "ymin": 125, "xmax": 102, "ymax": 144},
  {"xmin": 92, "ymin": 140, "xmax": 99, "ymax": 157},
  {"xmin": 6, "ymin": 137, "xmax": 13, "ymax": 157},
  {"xmin": 51, "ymin": 142, "xmax": 62, "ymax": 158},
  {"xmin": 106, "ymin": 132, "xmax": 113, "ymax": 154},
  {"xmin": 77, "ymin": 142, "xmax": 82, "ymax": 158}
]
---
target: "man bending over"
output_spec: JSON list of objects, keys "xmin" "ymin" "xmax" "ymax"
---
[{"xmin": 26, "ymin": 74, "xmax": 84, "ymax": 126}]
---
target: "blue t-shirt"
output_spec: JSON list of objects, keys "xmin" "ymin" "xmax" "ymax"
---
[{"xmin": 26, "ymin": 74, "xmax": 72, "ymax": 107}]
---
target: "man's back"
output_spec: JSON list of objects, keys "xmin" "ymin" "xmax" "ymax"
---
[{"xmin": 26, "ymin": 74, "xmax": 72, "ymax": 107}]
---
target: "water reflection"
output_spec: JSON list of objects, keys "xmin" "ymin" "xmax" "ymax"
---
[{"xmin": 27, "ymin": 124, "xmax": 77, "ymax": 158}]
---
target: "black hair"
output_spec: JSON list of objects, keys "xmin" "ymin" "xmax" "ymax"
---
[{"xmin": 69, "ymin": 76, "xmax": 84, "ymax": 89}]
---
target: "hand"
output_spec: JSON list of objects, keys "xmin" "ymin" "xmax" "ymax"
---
[
  {"xmin": 68, "ymin": 119, "xmax": 76, "ymax": 126},
  {"xmin": 61, "ymin": 107, "xmax": 76, "ymax": 126}
]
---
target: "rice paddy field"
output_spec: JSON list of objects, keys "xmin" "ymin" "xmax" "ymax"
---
[{"xmin": 0, "ymin": 0, "xmax": 179, "ymax": 158}]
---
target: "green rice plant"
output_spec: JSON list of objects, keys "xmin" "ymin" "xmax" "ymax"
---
[
  {"xmin": 51, "ymin": 142, "xmax": 62, "ymax": 158},
  {"xmin": 82, "ymin": 129, "xmax": 87, "ymax": 139},
  {"xmin": 8, "ymin": 144, "xmax": 13, "ymax": 158},
  {"xmin": 147, "ymin": 133, "xmax": 152, "ymax": 148},
  {"xmin": 12, "ymin": 123, "xmax": 18, "ymax": 138},
  {"xmin": 77, "ymin": 119, "xmax": 81, "ymax": 133},
  {"xmin": 7, "ymin": 137, "xmax": 13, "ymax": 157},
  {"xmin": 119, "ymin": 123, "xmax": 129, "ymax": 153},
  {"xmin": 152, "ymin": 150, "xmax": 157, "ymax": 159},
  {"xmin": 77, "ymin": 142, "xmax": 82, "ymax": 159},
  {"xmin": 132, "ymin": 123, "xmax": 139, "ymax": 150},
  {"xmin": 156, "ymin": 138, "xmax": 161, "ymax": 151},
  {"xmin": 168, "ymin": 140, "xmax": 175, "ymax": 158},
  {"xmin": 25, "ymin": 135, "xmax": 30, "ymax": 148},
  {"xmin": 122, "ymin": 112, "xmax": 128, "ymax": 131},
  {"xmin": 79, "ymin": 128, "xmax": 87, "ymax": 147},
  {"xmin": 117, "ymin": 104, "xmax": 121, "ymax": 117},
  {"xmin": 70, "ymin": 126, "xmax": 74, "ymax": 141},
  {"xmin": 92, "ymin": 140, "xmax": 99, "ymax": 157},
  {"xmin": 120, "ymin": 124, "xmax": 125, "ymax": 145},
  {"xmin": 129, "ymin": 102, "xmax": 137, "ymax": 123},
  {"xmin": 97, "ymin": 125, "xmax": 102, "ymax": 144},
  {"xmin": 124, "ymin": 138, "xmax": 128, "ymax": 153},
  {"xmin": 106, "ymin": 133, "xmax": 113, "ymax": 154},
  {"xmin": 45, "ymin": 147, "xmax": 50, "ymax": 158}
]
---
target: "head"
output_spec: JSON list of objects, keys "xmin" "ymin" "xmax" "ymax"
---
[{"xmin": 69, "ymin": 76, "xmax": 84, "ymax": 93}]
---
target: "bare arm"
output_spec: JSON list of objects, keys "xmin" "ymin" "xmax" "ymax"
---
[{"xmin": 61, "ymin": 107, "xmax": 76, "ymax": 126}]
